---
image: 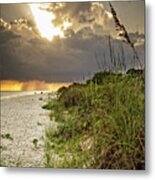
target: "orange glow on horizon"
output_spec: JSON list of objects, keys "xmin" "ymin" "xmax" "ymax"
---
[{"xmin": 0, "ymin": 80, "xmax": 71, "ymax": 91}]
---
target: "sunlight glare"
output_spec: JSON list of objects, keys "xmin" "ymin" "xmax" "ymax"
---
[{"xmin": 29, "ymin": 4, "xmax": 63, "ymax": 41}]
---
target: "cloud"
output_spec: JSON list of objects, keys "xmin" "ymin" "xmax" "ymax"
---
[
  {"xmin": 45, "ymin": 2, "xmax": 114, "ymax": 36},
  {"xmin": 0, "ymin": 2, "xmax": 144, "ymax": 83},
  {"xmin": 0, "ymin": 29, "xmax": 144, "ymax": 82},
  {"xmin": 0, "ymin": 18, "xmax": 33, "ymax": 32},
  {"xmin": 129, "ymin": 32, "xmax": 145, "ymax": 46},
  {"xmin": 0, "ymin": 18, "xmax": 40, "ymax": 43}
]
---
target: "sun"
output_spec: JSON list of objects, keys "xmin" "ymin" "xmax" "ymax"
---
[{"xmin": 29, "ymin": 4, "xmax": 71, "ymax": 41}]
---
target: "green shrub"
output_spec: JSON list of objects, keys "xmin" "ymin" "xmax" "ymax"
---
[{"xmin": 44, "ymin": 69, "xmax": 144, "ymax": 169}]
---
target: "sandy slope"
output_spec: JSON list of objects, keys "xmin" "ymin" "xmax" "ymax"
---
[{"xmin": 0, "ymin": 92, "xmax": 57, "ymax": 167}]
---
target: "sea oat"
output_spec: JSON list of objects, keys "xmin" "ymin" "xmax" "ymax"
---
[{"xmin": 109, "ymin": 2, "xmax": 143, "ymax": 69}]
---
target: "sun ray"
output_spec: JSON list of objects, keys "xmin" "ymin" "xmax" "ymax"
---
[{"xmin": 29, "ymin": 4, "xmax": 64, "ymax": 41}]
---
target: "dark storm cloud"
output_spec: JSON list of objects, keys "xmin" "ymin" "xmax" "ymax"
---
[
  {"xmin": 0, "ymin": 30, "xmax": 21, "ymax": 43},
  {"xmin": 0, "ymin": 26, "xmax": 144, "ymax": 82},
  {"xmin": 0, "ymin": 2, "xmax": 144, "ymax": 82}
]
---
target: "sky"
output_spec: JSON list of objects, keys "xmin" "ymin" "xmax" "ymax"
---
[{"xmin": 0, "ymin": 1, "xmax": 145, "ymax": 90}]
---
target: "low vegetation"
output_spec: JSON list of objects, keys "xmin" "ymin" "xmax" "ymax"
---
[
  {"xmin": 1, "ymin": 133, "xmax": 13, "ymax": 141},
  {"xmin": 43, "ymin": 69, "xmax": 145, "ymax": 169},
  {"xmin": 32, "ymin": 138, "xmax": 38, "ymax": 148}
]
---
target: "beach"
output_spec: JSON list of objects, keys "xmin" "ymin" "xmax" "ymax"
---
[{"xmin": 0, "ymin": 91, "xmax": 57, "ymax": 167}]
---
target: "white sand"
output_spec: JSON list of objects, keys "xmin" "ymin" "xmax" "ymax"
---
[{"xmin": 1, "ymin": 92, "xmax": 57, "ymax": 167}]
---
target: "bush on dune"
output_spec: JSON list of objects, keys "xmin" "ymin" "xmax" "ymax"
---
[{"xmin": 44, "ymin": 69, "xmax": 145, "ymax": 169}]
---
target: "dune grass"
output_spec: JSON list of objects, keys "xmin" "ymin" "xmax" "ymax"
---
[
  {"xmin": 43, "ymin": 69, "xmax": 144, "ymax": 169},
  {"xmin": 43, "ymin": 3, "xmax": 144, "ymax": 169}
]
